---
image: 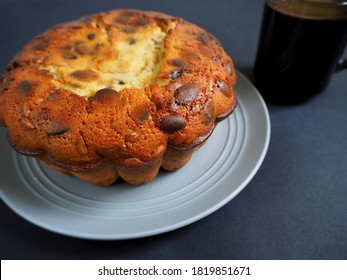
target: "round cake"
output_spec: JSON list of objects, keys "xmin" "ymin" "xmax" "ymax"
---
[{"xmin": 0, "ymin": 9, "xmax": 237, "ymax": 185}]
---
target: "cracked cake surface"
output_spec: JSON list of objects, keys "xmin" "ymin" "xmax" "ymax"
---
[{"xmin": 0, "ymin": 9, "xmax": 237, "ymax": 185}]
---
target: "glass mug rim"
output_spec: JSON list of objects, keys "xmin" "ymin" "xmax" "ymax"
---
[
  {"xmin": 267, "ymin": 0, "xmax": 347, "ymax": 20},
  {"xmin": 270, "ymin": 0, "xmax": 347, "ymax": 6}
]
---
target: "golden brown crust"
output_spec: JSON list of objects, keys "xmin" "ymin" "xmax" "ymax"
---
[{"xmin": 0, "ymin": 9, "xmax": 237, "ymax": 185}]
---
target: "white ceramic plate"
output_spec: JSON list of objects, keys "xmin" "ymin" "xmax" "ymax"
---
[{"xmin": 0, "ymin": 71, "xmax": 270, "ymax": 240}]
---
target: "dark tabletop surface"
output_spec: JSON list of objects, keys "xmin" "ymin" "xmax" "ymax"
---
[{"xmin": 1, "ymin": 0, "xmax": 347, "ymax": 260}]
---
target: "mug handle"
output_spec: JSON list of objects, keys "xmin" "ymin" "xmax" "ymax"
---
[{"xmin": 336, "ymin": 58, "xmax": 347, "ymax": 72}]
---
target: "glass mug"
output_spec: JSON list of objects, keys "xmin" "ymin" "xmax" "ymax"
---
[{"xmin": 253, "ymin": 0, "xmax": 347, "ymax": 104}]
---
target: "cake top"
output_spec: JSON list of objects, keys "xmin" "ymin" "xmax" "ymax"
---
[
  {"xmin": 9, "ymin": 10, "xmax": 180, "ymax": 98},
  {"xmin": 37, "ymin": 13, "xmax": 177, "ymax": 97}
]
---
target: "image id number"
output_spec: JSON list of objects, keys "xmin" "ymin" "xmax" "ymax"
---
[{"xmin": 191, "ymin": 266, "xmax": 251, "ymax": 276}]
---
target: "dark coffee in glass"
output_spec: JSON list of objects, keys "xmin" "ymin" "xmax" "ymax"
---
[{"xmin": 254, "ymin": 0, "xmax": 347, "ymax": 104}]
